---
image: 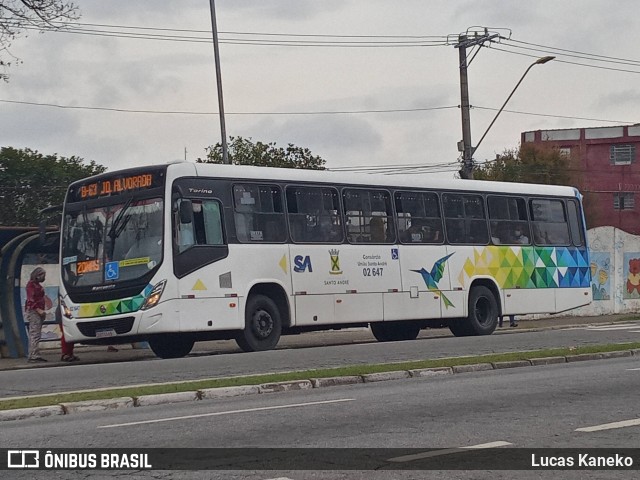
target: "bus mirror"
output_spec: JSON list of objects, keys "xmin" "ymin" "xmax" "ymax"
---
[{"xmin": 179, "ymin": 200, "xmax": 193, "ymax": 224}]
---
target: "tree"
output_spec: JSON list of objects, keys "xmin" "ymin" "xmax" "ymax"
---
[
  {"xmin": 0, "ymin": 146, "xmax": 106, "ymax": 226},
  {"xmin": 1, "ymin": 1, "xmax": 79, "ymax": 81},
  {"xmin": 473, "ymin": 143, "xmax": 600, "ymax": 227},
  {"xmin": 199, "ymin": 136, "xmax": 326, "ymax": 170},
  {"xmin": 473, "ymin": 143, "xmax": 581, "ymax": 186}
]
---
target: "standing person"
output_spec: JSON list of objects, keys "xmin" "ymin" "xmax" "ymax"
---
[
  {"xmin": 58, "ymin": 304, "xmax": 79, "ymax": 362},
  {"xmin": 499, "ymin": 315, "xmax": 518, "ymax": 328},
  {"xmin": 25, "ymin": 267, "xmax": 47, "ymax": 363}
]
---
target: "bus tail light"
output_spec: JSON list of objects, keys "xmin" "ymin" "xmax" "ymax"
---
[{"xmin": 141, "ymin": 280, "xmax": 167, "ymax": 310}]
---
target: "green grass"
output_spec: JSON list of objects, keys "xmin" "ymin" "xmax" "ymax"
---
[{"xmin": 2, "ymin": 342, "xmax": 639, "ymax": 412}]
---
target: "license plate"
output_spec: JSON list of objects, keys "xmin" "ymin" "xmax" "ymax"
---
[{"xmin": 95, "ymin": 328, "xmax": 117, "ymax": 338}]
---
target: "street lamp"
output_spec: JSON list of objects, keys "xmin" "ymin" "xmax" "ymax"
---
[{"xmin": 471, "ymin": 55, "xmax": 555, "ymax": 157}]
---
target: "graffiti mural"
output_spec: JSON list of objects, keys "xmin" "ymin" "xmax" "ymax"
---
[
  {"xmin": 623, "ymin": 252, "xmax": 640, "ymax": 300},
  {"xmin": 589, "ymin": 252, "xmax": 611, "ymax": 301}
]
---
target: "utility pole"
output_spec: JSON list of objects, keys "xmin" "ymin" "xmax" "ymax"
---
[
  {"xmin": 209, "ymin": 0, "xmax": 229, "ymax": 164},
  {"xmin": 455, "ymin": 31, "xmax": 499, "ymax": 179},
  {"xmin": 457, "ymin": 34, "xmax": 473, "ymax": 179}
]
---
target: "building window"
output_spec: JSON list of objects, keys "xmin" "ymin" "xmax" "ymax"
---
[
  {"xmin": 610, "ymin": 145, "xmax": 635, "ymax": 165},
  {"xmin": 614, "ymin": 192, "xmax": 635, "ymax": 210}
]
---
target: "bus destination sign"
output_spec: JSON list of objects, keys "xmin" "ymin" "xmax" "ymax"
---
[{"xmin": 73, "ymin": 172, "xmax": 163, "ymax": 201}]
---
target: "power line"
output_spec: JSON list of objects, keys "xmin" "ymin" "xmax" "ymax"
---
[
  {"xmin": 10, "ymin": 19, "xmax": 450, "ymax": 39},
  {"xmin": 473, "ymin": 106, "xmax": 636, "ymax": 125},
  {"xmin": 506, "ymin": 38, "xmax": 640, "ymax": 66},
  {"xmin": 500, "ymin": 40, "xmax": 640, "ymax": 68},
  {"xmin": 1, "ymin": 98, "xmax": 635, "ymax": 126},
  {"xmin": 0, "ymin": 99, "xmax": 458, "ymax": 116},
  {"xmin": 489, "ymin": 45, "xmax": 640, "ymax": 75},
  {"xmin": 5, "ymin": 22, "xmax": 448, "ymax": 47}
]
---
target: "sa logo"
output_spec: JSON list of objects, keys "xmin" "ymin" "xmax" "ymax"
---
[{"xmin": 294, "ymin": 255, "xmax": 313, "ymax": 273}]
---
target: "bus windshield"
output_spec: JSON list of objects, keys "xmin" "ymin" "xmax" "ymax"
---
[{"xmin": 61, "ymin": 197, "xmax": 164, "ymax": 287}]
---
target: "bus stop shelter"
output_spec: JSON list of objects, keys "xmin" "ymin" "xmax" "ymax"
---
[{"xmin": 0, "ymin": 227, "xmax": 60, "ymax": 358}]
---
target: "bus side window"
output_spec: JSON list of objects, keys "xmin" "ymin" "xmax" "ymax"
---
[
  {"xmin": 530, "ymin": 198, "xmax": 570, "ymax": 246},
  {"xmin": 174, "ymin": 199, "xmax": 224, "ymax": 253},
  {"xmin": 286, "ymin": 186, "xmax": 342, "ymax": 243},
  {"xmin": 343, "ymin": 188, "xmax": 394, "ymax": 244},
  {"xmin": 233, "ymin": 183, "xmax": 286, "ymax": 243},
  {"xmin": 443, "ymin": 193, "xmax": 488, "ymax": 244}
]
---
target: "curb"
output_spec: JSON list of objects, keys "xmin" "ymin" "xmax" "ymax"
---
[{"xmin": 2, "ymin": 349, "xmax": 639, "ymax": 422}]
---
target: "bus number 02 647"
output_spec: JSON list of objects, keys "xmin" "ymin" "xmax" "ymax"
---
[{"xmin": 363, "ymin": 267, "xmax": 384, "ymax": 276}]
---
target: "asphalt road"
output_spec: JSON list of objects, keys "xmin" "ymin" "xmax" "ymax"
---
[
  {"xmin": 2, "ymin": 357, "xmax": 639, "ymax": 479},
  {"xmin": 2, "ymin": 321, "xmax": 640, "ymax": 399}
]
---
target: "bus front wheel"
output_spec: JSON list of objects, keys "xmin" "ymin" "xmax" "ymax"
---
[
  {"xmin": 148, "ymin": 334, "xmax": 194, "ymax": 359},
  {"xmin": 236, "ymin": 294, "xmax": 282, "ymax": 352}
]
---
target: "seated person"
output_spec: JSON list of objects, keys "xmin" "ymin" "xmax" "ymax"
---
[
  {"xmin": 513, "ymin": 226, "xmax": 529, "ymax": 244},
  {"xmin": 369, "ymin": 217, "xmax": 386, "ymax": 242},
  {"xmin": 422, "ymin": 225, "xmax": 442, "ymax": 243}
]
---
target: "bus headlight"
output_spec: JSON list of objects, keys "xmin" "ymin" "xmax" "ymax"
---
[{"xmin": 141, "ymin": 280, "xmax": 166, "ymax": 310}]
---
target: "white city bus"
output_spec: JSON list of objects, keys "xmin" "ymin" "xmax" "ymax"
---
[{"xmin": 59, "ymin": 162, "xmax": 592, "ymax": 358}]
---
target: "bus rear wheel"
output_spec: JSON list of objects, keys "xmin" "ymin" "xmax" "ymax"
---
[
  {"xmin": 371, "ymin": 321, "xmax": 420, "ymax": 342},
  {"xmin": 148, "ymin": 334, "xmax": 194, "ymax": 359},
  {"xmin": 466, "ymin": 285, "xmax": 499, "ymax": 335},
  {"xmin": 235, "ymin": 294, "xmax": 282, "ymax": 352},
  {"xmin": 448, "ymin": 318, "xmax": 473, "ymax": 337}
]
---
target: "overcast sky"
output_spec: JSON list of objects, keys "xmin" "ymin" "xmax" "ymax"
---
[{"xmin": 1, "ymin": 0, "xmax": 638, "ymax": 176}]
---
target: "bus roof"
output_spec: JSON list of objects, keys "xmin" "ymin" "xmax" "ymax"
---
[
  {"xmin": 70, "ymin": 162, "xmax": 579, "ymax": 199},
  {"xmin": 190, "ymin": 162, "xmax": 580, "ymax": 198}
]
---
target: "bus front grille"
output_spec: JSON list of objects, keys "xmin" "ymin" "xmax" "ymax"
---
[{"xmin": 76, "ymin": 317, "xmax": 135, "ymax": 337}]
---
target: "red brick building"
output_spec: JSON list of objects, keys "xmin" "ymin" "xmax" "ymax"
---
[{"xmin": 522, "ymin": 125, "xmax": 640, "ymax": 234}]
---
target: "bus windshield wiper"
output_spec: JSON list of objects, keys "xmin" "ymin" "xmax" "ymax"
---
[{"xmin": 108, "ymin": 197, "xmax": 134, "ymax": 240}]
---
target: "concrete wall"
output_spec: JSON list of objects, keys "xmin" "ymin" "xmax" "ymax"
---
[{"xmin": 568, "ymin": 226, "xmax": 640, "ymax": 316}]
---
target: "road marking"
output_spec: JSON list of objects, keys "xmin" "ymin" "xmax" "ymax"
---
[
  {"xmin": 582, "ymin": 323, "xmax": 640, "ymax": 331},
  {"xmin": 387, "ymin": 441, "xmax": 512, "ymax": 462},
  {"xmin": 627, "ymin": 368, "xmax": 640, "ymax": 371},
  {"xmin": 98, "ymin": 398, "xmax": 355, "ymax": 429},
  {"xmin": 576, "ymin": 418, "xmax": 640, "ymax": 432}
]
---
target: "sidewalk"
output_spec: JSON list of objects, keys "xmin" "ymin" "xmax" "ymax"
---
[{"xmin": 1, "ymin": 313, "xmax": 637, "ymax": 371}]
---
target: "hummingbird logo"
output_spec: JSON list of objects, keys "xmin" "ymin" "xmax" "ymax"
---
[{"xmin": 411, "ymin": 253, "xmax": 455, "ymax": 308}]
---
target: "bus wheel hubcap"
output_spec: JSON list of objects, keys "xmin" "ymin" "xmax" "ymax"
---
[{"xmin": 252, "ymin": 309, "xmax": 273, "ymax": 338}]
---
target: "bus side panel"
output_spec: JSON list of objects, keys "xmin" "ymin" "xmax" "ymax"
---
[
  {"xmin": 176, "ymin": 244, "xmax": 291, "ymax": 331},
  {"xmin": 395, "ymin": 245, "xmax": 447, "ymax": 320},
  {"xmin": 441, "ymin": 245, "xmax": 474, "ymax": 319},
  {"xmin": 555, "ymin": 288, "xmax": 591, "ymax": 312},
  {"xmin": 334, "ymin": 293, "xmax": 383, "ymax": 323},
  {"xmin": 290, "ymin": 244, "xmax": 400, "ymax": 325},
  {"xmin": 383, "ymin": 292, "xmax": 440, "ymax": 321},
  {"xmin": 294, "ymin": 294, "xmax": 335, "ymax": 326},
  {"xmin": 503, "ymin": 288, "xmax": 553, "ymax": 315}
]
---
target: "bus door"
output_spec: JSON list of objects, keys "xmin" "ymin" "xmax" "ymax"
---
[{"xmin": 172, "ymin": 196, "xmax": 236, "ymax": 331}]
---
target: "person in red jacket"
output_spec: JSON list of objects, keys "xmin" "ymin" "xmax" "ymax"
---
[
  {"xmin": 58, "ymin": 303, "xmax": 80, "ymax": 362},
  {"xmin": 25, "ymin": 267, "xmax": 47, "ymax": 362}
]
